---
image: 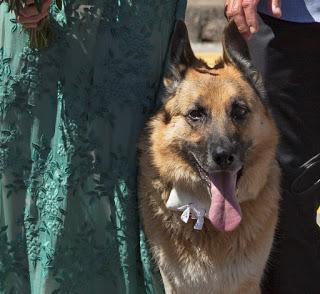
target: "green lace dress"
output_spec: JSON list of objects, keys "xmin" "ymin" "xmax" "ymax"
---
[{"xmin": 0, "ymin": 1, "xmax": 186, "ymax": 293}]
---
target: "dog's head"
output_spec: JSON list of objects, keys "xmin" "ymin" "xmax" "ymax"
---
[{"xmin": 149, "ymin": 21, "xmax": 278, "ymax": 232}]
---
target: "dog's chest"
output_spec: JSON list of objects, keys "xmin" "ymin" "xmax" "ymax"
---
[{"xmin": 157, "ymin": 237, "xmax": 259, "ymax": 293}]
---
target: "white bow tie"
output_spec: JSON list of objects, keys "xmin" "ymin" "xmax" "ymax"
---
[
  {"xmin": 166, "ymin": 186, "xmax": 210, "ymax": 231},
  {"xmin": 177, "ymin": 203, "xmax": 206, "ymax": 230}
]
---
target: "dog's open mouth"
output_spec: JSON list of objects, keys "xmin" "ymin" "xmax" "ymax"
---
[{"xmin": 191, "ymin": 154, "xmax": 243, "ymax": 232}]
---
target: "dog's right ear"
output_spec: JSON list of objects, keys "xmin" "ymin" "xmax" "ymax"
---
[
  {"xmin": 164, "ymin": 20, "xmax": 197, "ymax": 92},
  {"xmin": 170, "ymin": 20, "xmax": 197, "ymax": 73}
]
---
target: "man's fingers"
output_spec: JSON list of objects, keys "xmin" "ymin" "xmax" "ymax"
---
[
  {"xmin": 269, "ymin": 0, "xmax": 282, "ymax": 18},
  {"xmin": 226, "ymin": 0, "xmax": 251, "ymax": 38},
  {"xmin": 242, "ymin": 0, "xmax": 259, "ymax": 34},
  {"xmin": 226, "ymin": 0, "xmax": 253, "ymax": 38},
  {"xmin": 226, "ymin": 0, "xmax": 240, "ymax": 19},
  {"xmin": 224, "ymin": 0, "xmax": 230, "ymax": 19},
  {"xmin": 233, "ymin": 11, "xmax": 251, "ymax": 39}
]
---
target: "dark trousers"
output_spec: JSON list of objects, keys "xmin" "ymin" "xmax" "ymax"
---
[{"xmin": 247, "ymin": 14, "xmax": 320, "ymax": 294}]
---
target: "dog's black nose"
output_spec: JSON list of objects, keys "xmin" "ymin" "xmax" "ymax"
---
[{"xmin": 213, "ymin": 146, "xmax": 235, "ymax": 168}]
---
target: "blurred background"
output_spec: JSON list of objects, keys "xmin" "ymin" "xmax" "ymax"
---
[{"xmin": 186, "ymin": 0, "xmax": 225, "ymax": 65}]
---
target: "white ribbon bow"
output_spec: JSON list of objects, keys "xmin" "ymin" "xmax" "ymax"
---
[{"xmin": 178, "ymin": 203, "xmax": 206, "ymax": 230}]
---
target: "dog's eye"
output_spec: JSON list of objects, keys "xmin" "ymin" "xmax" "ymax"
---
[
  {"xmin": 187, "ymin": 107, "xmax": 206, "ymax": 121},
  {"xmin": 231, "ymin": 102, "xmax": 249, "ymax": 121}
]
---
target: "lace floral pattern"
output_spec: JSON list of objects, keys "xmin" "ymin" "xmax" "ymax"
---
[{"xmin": 0, "ymin": 0, "xmax": 186, "ymax": 293}]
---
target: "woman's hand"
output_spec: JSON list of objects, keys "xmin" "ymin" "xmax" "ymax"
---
[
  {"xmin": 17, "ymin": 0, "xmax": 52, "ymax": 29},
  {"xmin": 225, "ymin": 0, "xmax": 281, "ymax": 39}
]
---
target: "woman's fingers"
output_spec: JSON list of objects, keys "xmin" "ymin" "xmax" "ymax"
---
[
  {"xmin": 19, "ymin": 5, "xmax": 39, "ymax": 18},
  {"xmin": 17, "ymin": 12, "xmax": 48, "ymax": 24},
  {"xmin": 40, "ymin": 0, "xmax": 52, "ymax": 14},
  {"xmin": 17, "ymin": 0, "xmax": 52, "ymax": 28},
  {"xmin": 23, "ymin": 23, "xmax": 38, "ymax": 29}
]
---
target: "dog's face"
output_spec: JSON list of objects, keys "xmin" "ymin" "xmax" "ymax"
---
[
  {"xmin": 164, "ymin": 66, "xmax": 258, "ymax": 177},
  {"xmin": 150, "ymin": 21, "xmax": 278, "ymax": 231}
]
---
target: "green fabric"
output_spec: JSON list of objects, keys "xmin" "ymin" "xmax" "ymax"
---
[{"xmin": 0, "ymin": 0, "xmax": 186, "ymax": 293}]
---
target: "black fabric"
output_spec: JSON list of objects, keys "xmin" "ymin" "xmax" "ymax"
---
[{"xmin": 247, "ymin": 14, "xmax": 320, "ymax": 294}]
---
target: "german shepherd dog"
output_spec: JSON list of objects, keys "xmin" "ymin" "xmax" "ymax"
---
[{"xmin": 139, "ymin": 20, "xmax": 280, "ymax": 294}]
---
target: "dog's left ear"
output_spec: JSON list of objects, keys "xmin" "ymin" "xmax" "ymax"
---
[{"xmin": 223, "ymin": 21, "xmax": 264, "ymax": 98}]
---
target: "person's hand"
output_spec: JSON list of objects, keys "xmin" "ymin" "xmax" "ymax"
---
[
  {"xmin": 225, "ymin": 0, "xmax": 281, "ymax": 39},
  {"xmin": 17, "ymin": 0, "xmax": 52, "ymax": 29}
]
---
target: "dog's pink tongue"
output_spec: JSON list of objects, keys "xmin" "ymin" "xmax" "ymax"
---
[{"xmin": 208, "ymin": 172, "xmax": 242, "ymax": 232}]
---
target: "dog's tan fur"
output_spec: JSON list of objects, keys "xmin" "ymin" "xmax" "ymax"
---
[{"xmin": 139, "ymin": 21, "xmax": 280, "ymax": 294}]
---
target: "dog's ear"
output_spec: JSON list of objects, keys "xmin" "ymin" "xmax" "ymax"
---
[
  {"xmin": 164, "ymin": 20, "xmax": 197, "ymax": 93},
  {"xmin": 223, "ymin": 21, "xmax": 251, "ymax": 66},
  {"xmin": 223, "ymin": 21, "xmax": 264, "ymax": 98},
  {"xmin": 170, "ymin": 20, "xmax": 197, "ymax": 72}
]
